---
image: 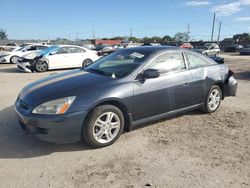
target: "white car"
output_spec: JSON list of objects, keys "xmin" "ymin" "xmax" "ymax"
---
[
  {"xmin": 0, "ymin": 44, "xmax": 48, "ymax": 63},
  {"xmin": 17, "ymin": 45, "xmax": 100, "ymax": 72},
  {"xmin": 0, "ymin": 43, "xmax": 19, "ymax": 51}
]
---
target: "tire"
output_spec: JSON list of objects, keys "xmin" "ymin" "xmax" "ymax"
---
[
  {"xmin": 82, "ymin": 105, "xmax": 124, "ymax": 148},
  {"xmin": 10, "ymin": 56, "xmax": 19, "ymax": 64},
  {"xmin": 203, "ymin": 85, "xmax": 222, "ymax": 113},
  {"xmin": 35, "ymin": 60, "xmax": 48, "ymax": 72},
  {"xmin": 82, "ymin": 59, "xmax": 93, "ymax": 68}
]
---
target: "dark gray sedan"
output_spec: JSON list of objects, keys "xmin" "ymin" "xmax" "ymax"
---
[{"xmin": 15, "ymin": 46, "xmax": 237, "ymax": 148}]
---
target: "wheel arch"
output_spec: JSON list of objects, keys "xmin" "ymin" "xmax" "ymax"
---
[
  {"xmin": 213, "ymin": 81, "xmax": 225, "ymax": 99},
  {"xmin": 83, "ymin": 99, "xmax": 132, "ymax": 132}
]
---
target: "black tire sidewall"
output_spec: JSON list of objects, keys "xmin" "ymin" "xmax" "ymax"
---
[
  {"xmin": 35, "ymin": 61, "xmax": 48, "ymax": 72},
  {"xmin": 82, "ymin": 105, "xmax": 124, "ymax": 148},
  {"xmin": 205, "ymin": 85, "xmax": 222, "ymax": 113}
]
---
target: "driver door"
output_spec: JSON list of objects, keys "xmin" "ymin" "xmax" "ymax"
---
[
  {"xmin": 48, "ymin": 47, "xmax": 70, "ymax": 69},
  {"xmin": 133, "ymin": 51, "xmax": 190, "ymax": 121}
]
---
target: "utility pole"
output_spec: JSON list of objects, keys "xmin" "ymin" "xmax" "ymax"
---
[
  {"xmin": 217, "ymin": 21, "xmax": 222, "ymax": 42},
  {"xmin": 92, "ymin": 25, "xmax": 95, "ymax": 40},
  {"xmin": 211, "ymin": 13, "xmax": 216, "ymax": 41},
  {"xmin": 187, "ymin": 23, "xmax": 190, "ymax": 41},
  {"xmin": 130, "ymin": 28, "xmax": 133, "ymax": 38}
]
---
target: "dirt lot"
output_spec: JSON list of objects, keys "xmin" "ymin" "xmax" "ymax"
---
[{"xmin": 0, "ymin": 53, "xmax": 249, "ymax": 188}]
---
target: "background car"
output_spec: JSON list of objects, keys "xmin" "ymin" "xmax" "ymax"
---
[
  {"xmin": 180, "ymin": 42, "xmax": 193, "ymax": 49},
  {"xmin": 239, "ymin": 45, "xmax": 250, "ymax": 55},
  {"xmin": 15, "ymin": 46, "xmax": 237, "ymax": 148},
  {"xmin": 17, "ymin": 45, "xmax": 100, "ymax": 72},
  {"xmin": 0, "ymin": 43, "xmax": 19, "ymax": 51},
  {"xmin": 0, "ymin": 44, "xmax": 48, "ymax": 63},
  {"xmin": 194, "ymin": 43, "xmax": 220, "ymax": 56},
  {"xmin": 224, "ymin": 44, "xmax": 244, "ymax": 52}
]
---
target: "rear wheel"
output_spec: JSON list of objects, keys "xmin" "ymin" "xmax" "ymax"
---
[
  {"xmin": 10, "ymin": 56, "xmax": 19, "ymax": 64},
  {"xmin": 203, "ymin": 85, "xmax": 222, "ymax": 113},
  {"xmin": 82, "ymin": 105, "xmax": 124, "ymax": 148},
  {"xmin": 82, "ymin": 59, "xmax": 93, "ymax": 68},
  {"xmin": 35, "ymin": 60, "xmax": 48, "ymax": 72}
]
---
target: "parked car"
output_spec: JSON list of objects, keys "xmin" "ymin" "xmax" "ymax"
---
[
  {"xmin": 0, "ymin": 44, "xmax": 48, "ymax": 63},
  {"xmin": 0, "ymin": 43, "xmax": 19, "ymax": 51},
  {"xmin": 17, "ymin": 45, "xmax": 100, "ymax": 72},
  {"xmin": 225, "ymin": 44, "xmax": 244, "ymax": 52},
  {"xmin": 239, "ymin": 45, "xmax": 250, "ymax": 55},
  {"xmin": 180, "ymin": 43, "xmax": 193, "ymax": 49},
  {"xmin": 15, "ymin": 46, "xmax": 237, "ymax": 148},
  {"xmin": 194, "ymin": 43, "xmax": 220, "ymax": 56}
]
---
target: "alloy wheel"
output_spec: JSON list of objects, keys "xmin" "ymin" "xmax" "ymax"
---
[{"xmin": 92, "ymin": 112, "xmax": 121, "ymax": 144}]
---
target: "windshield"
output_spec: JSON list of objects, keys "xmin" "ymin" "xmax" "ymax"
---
[
  {"xmin": 85, "ymin": 50, "xmax": 152, "ymax": 78},
  {"xmin": 201, "ymin": 43, "xmax": 211, "ymax": 49}
]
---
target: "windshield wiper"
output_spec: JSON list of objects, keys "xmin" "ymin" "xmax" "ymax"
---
[{"xmin": 86, "ymin": 68, "xmax": 112, "ymax": 77}]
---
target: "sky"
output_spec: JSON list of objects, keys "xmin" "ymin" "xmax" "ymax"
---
[{"xmin": 0, "ymin": 0, "xmax": 250, "ymax": 40}]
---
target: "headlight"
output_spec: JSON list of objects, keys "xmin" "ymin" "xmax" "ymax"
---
[
  {"xmin": 32, "ymin": 96, "xmax": 76, "ymax": 115},
  {"xmin": 0, "ymin": 54, "xmax": 9, "ymax": 58}
]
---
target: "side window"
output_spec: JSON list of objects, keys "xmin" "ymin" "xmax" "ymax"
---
[
  {"xmin": 26, "ymin": 46, "xmax": 36, "ymax": 51},
  {"xmin": 145, "ymin": 52, "xmax": 186, "ymax": 73},
  {"xmin": 56, "ymin": 47, "xmax": 69, "ymax": 54},
  {"xmin": 185, "ymin": 53, "xmax": 212, "ymax": 69},
  {"xmin": 36, "ymin": 46, "xmax": 47, "ymax": 50},
  {"xmin": 68, "ymin": 47, "xmax": 85, "ymax": 53}
]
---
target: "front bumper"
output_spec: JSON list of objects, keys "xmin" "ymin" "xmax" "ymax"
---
[
  {"xmin": 17, "ymin": 62, "xmax": 33, "ymax": 73},
  {"xmin": 0, "ymin": 57, "xmax": 7, "ymax": 63},
  {"xmin": 15, "ymin": 99, "xmax": 87, "ymax": 143}
]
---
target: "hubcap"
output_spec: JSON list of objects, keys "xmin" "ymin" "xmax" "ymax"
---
[
  {"xmin": 208, "ymin": 89, "xmax": 221, "ymax": 111},
  {"xmin": 36, "ymin": 62, "xmax": 47, "ymax": 71},
  {"xmin": 93, "ymin": 112, "xmax": 121, "ymax": 144}
]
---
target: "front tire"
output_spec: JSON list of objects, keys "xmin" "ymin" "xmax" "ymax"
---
[
  {"xmin": 82, "ymin": 105, "xmax": 124, "ymax": 148},
  {"xmin": 203, "ymin": 85, "xmax": 222, "ymax": 113},
  {"xmin": 10, "ymin": 56, "xmax": 19, "ymax": 64},
  {"xmin": 35, "ymin": 60, "xmax": 48, "ymax": 72}
]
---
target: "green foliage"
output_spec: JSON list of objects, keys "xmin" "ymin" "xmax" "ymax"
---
[
  {"xmin": 0, "ymin": 28, "xmax": 8, "ymax": 39},
  {"xmin": 174, "ymin": 32, "xmax": 189, "ymax": 42},
  {"xmin": 233, "ymin": 33, "xmax": 250, "ymax": 42},
  {"xmin": 129, "ymin": 37, "xmax": 141, "ymax": 43},
  {"xmin": 162, "ymin": 35, "xmax": 172, "ymax": 42}
]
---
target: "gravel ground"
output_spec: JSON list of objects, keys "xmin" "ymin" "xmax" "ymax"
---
[{"xmin": 0, "ymin": 53, "xmax": 249, "ymax": 188}]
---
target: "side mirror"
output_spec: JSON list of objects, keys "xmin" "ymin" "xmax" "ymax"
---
[
  {"xmin": 143, "ymin": 69, "xmax": 160, "ymax": 79},
  {"xmin": 50, "ymin": 51, "xmax": 57, "ymax": 55}
]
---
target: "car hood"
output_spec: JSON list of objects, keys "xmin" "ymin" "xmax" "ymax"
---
[{"xmin": 19, "ymin": 69, "xmax": 114, "ymax": 107}]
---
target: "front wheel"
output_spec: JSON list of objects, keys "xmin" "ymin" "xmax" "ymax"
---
[
  {"xmin": 35, "ymin": 60, "xmax": 48, "ymax": 72},
  {"xmin": 203, "ymin": 85, "xmax": 222, "ymax": 113},
  {"xmin": 82, "ymin": 105, "xmax": 124, "ymax": 148}
]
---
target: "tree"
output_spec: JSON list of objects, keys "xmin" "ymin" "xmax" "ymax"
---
[
  {"xmin": 0, "ymin": 29, "xmax": 8, "ymax": 39},
  {"xmin": 129, "ymin": 37, "xmax": 141, "ymax": 43},
  {"xmin": 174, "ymin": 32, "xmax": 189, "ymax": 42},
  {"xmin": 162, "ymin": 35, "xmax": 172, "ymax": 42},
  {"xmin": 233, "ymin": 33, "xmax": 250, "ymax": 42}
]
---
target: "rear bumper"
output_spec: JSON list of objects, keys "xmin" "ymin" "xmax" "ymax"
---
[
  {"xmin": 15, "ymin": 102, "xmax": 87, "ymax": 143},
  {"xmin": 225, "ymin": 76, "xmax": 238, "ymax": 97}
]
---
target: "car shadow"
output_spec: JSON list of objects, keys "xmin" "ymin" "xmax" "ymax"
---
[
  {"xmin": 0, "ymin": 67, "xmax": 20, "ymax": 73},
  {"xmin": 0, "ymin": 105, "xmax": 204, "ymax": 159},
  {"xmin": 0, "ymin": 105, "xmax": 91, "ymax": 159}
]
